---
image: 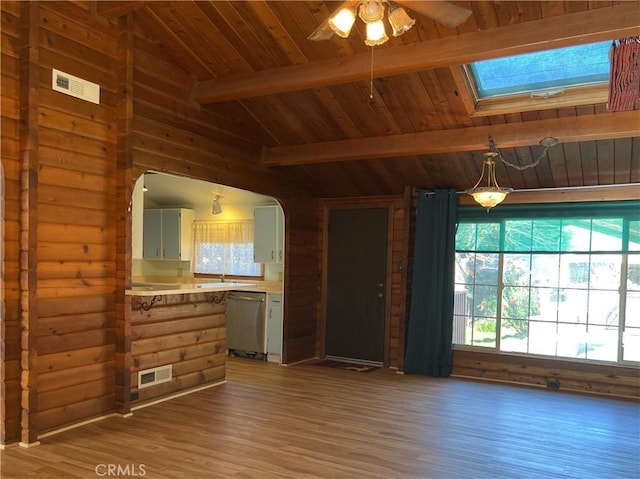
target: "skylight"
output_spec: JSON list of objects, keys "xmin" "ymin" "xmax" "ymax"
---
[{"xmin": 469, "ymin": 41, "xmax": 611, "ymax": 98}]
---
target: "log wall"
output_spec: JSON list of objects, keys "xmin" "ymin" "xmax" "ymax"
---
[
  {"xmin": 1, "ymin": 0, "xmax": 22, "ymax": 445},
  {"xmin": 452, "ymin": 349, "xmax": 640, "ymax": 399},
  {"xmin": 129, "ymin": 292, "xmax": 227, "ymax": 405},
  {"xmin": 32, "ymin": 1, "xmax": 118, "ymax": 435}
]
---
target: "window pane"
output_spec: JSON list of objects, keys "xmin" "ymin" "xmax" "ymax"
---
[
  {"xmin": 557, "ymin": 323, "xmax": 587, "ymax": 359},
  {"xmin": 584, "ymin": 325, "xmax": 618, "ymax": 362},
  {"xmin": 591, "ymin": 219, "xmax": 623, "ymax": 251},
  {"xmin": 469, "ymin": 41, "xmax": 609, "ymax": 98},
  {"xmin": 629, "ymin": 221, "xmax": 640, "ymax": 251},
  {"xmin": 558, "ymin": 288, "xmax": 589, "ymax": 324},
  {"xmin": 532, "ymin": 219, "xmax": 562, "ymax": 252},
  {"xmin": 561, "ymin": 219, "xmax": 592, "ymax": 251},
  {"xmin": 455, "ymin": 223, "xmax": 477, "ymax": 250},
  {"xmin": 504, "ymin": 220, "xmax": 532, "ymax": 252},
  {"xmin": 470, "ymin": 317, "xmax": 496, "ymax": 347},
  {"xmin": 589, "ymin": 254, "xmax": 621, "ymax": 288},
  {"xmin": 529, "ymin": 321, "xmax": 557, "ymax": 356},
  {"xmin": 476, "ymin": 223, "xmax": 501, "ymax": 251},
  {"xmin": 624, "ymin": 256, "xmax": 640, "ymax": 362}
]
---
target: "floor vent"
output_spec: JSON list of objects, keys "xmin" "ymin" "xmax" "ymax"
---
[
  {"xmin": 138, "ymin": 365, "xmax": 172, "ymax": 389},
  {"xmin": 52, "ymin": 68, "xmax": 100, "ymax": 104}
]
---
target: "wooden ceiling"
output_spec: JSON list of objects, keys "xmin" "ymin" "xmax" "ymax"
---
[{"xmin": 99, "ymin": 1, "xmax": 640, "ymax": 198}]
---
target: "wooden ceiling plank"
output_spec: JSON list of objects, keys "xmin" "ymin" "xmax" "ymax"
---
[
  {"xmin": 96, "ymin": 1, "xmax": 146, "ymax": 19},
  {"xmin": 261, "ymin": 110, "xmax": 640, "ymax": 166},
  {"xmin": 194, "ymin": 3, "xmax": 639, "ymax": 103}
]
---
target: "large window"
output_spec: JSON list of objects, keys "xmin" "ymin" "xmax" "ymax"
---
[
  {"xmin": 454, "ymin": 202, "xmax": 640, "ymax": 364},
  {"xmin": 192, "ymin": 221, "xmax": 261, "ymax": 277}
]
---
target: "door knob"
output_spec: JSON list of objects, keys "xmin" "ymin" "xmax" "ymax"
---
[
  {"xmin": 377, "ymin": 293, "xmax": 383, "ymax": 298},
  {"xmin": 377, "ymin": 283, "xmax": 384, "ymax": 288}
]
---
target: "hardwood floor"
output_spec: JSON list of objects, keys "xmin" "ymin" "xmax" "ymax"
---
[{"xmin": 1, "ymin": 357, "xmax": 639, "ymax": 479}]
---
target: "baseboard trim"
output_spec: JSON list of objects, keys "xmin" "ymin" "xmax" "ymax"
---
[{"xmin": 131, "ymin": 379, "xmax": 227, "ymax": 411}]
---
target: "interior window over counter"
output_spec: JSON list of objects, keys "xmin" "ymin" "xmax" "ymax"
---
[
  {"xmin": 453, "ymin": 201, "xmax": 640, "ymax": 365},
  {"xmin": 192, "ymin": 221, "xmax": 262, "ymax": 277}
]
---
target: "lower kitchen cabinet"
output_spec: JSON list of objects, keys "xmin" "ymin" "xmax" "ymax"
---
[{"xmin": 267, "ymin": 294, "xmax": 283, "ymax": 363}]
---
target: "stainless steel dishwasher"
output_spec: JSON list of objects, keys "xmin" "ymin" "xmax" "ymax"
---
[{"xmin": 226, "ymin": 291, "xmax": 267, "ymax": 360}]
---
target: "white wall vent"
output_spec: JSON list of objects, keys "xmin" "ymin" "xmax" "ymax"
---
[
  {"xmin": 52, "ymin": 68, "xmax": 100, "ymax": 104},
  {"xmin": 138, "ymin": 365, "xmax": 172, "ymax": 389}
]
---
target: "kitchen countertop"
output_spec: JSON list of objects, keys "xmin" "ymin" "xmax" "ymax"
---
[
  {"xmin": 125, "ymin": 281, "xmax": 282, "ymax": 296},
  {"xmin": 126, "ymin": 282, "xmax": 258, "ymax": 297}
]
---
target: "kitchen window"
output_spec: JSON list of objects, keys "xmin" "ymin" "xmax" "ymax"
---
[
  {"xmin": 453, "ymin": 201, "xmax": 640, "ymax": 364},
  {"xmin": 192, "ymin": 221, "xmax": 261, "ymax": 277}
]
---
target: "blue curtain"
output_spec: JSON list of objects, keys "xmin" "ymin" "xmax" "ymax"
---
[{"xmin": 404, "ymin": 189, "xmax": 458, "ymax": 376}]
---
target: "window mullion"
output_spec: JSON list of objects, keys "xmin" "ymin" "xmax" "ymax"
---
[{"xmin": 618, "ymin": 253, "xmax": 628, "ymax": 363}]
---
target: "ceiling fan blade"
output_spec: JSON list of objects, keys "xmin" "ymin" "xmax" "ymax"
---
[
  {"xmin": 396, "ymin": 1, "xmax": 472, "ymax": 29},
  {"xmin": 308, "ymin": 1, "xmax": 358, "ymax": 41}
]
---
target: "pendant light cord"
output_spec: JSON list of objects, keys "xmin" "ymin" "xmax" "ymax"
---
[{"xmin": 370, "ymin": 46, "xmax": 375, "ymax": 100}]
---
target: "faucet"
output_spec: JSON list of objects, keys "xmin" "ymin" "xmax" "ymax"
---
[{"xmin": 220, "ymin": 273, "xmax": 225, "ymax": 283}]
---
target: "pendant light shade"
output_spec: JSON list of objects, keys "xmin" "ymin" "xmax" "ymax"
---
[
  {"xmin": 466, "ymin": 152, "xmax": 512, "ymax": 211},
  {"xmin": 328, "ymin": 7, "xmax": 356, "ymax": 38},
  {"xmin": 212, "ymin": 195, "xmax": 223, "ymax": 215},
  {"xmin": 365, "ymin": 19, "xmax": 389, "ymax": 46},
  {"xmin": 388, "ymin": 4, "xmax": 415, "ymax": 36}
]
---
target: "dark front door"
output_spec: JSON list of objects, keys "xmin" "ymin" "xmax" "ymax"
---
[{"xmin": 325, "ymin": 207, "xmax": 388, "ymax": 363}]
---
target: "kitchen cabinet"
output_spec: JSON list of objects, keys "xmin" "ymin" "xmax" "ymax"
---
[
  {"xmin": 267, "ymin": 294, "xmax": 283, "ymax": 363},
  {"xmin": 254, "ymin": 205, "xmax": 284, "ymax": 263},
  {"xmin": 143, "ymin": 208, "xmax": 194, "ymax": 260}
]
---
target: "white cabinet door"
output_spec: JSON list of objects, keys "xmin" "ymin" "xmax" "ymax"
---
[
  {"xmin": 142, "ymin": 210, "xmax": 162, "ymax": 259},
  {"xmin": 161, "ymin": 209, "xmax": 181, "ymax": 259},
  {"xmin": 267, "ymin": 294, "xmax": 283, "ymax": 363},
  {"xmin": 143, "ymin": 209, "xmax": 194, "ymax": 260},
  {"xmin": 254, "ymin": 205, "xmax": 283, "ymax": 263}
]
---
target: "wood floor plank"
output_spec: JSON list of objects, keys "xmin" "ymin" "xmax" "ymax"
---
[{"xmin": 1, "ymin": 357, "xmax": 638, "ymax": 479}]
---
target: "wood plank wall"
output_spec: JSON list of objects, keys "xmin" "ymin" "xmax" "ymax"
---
[
  {"xmin": 129, "ymin": 292, "xmax": 227, "ymax": 404},
  {"xmin": 1, "ymin": 0, "xmax": 22, "ymax": 445}
]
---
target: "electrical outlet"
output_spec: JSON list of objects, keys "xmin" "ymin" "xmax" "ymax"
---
[{"xmin": 546, "ymin": 378, "xmax": 560, "ymax": 390}]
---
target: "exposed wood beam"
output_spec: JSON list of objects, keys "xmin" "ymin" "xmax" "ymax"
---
[
  {"xmin": 261, "ymin": 111, "xmax": 640, "ymax": 166},
  {"xmin": 194, "ymin": 3, "xmax": 640, "ymax": 103}
]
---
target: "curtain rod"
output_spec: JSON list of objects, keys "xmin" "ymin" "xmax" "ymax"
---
[{"xmin": 422, "ymin": 183, "xmax": 640, "ymax": 196}]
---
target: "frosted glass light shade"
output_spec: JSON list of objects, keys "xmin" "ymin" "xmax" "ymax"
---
[
  {"xmin": 329, "ymin": 7, "xmax": 356, "ymax": 38},
  {"xmin": 388, "ymin": 6, "xmax": 415, "ymax": 37},
  {"xmin": 365, "ymin": 20, "xmax": 388, "ymax": 46}
]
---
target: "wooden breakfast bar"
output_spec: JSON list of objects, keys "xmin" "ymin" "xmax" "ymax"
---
[{"xmin": 125, "ymin": 282, "xmax": 256, "ymax": 406}]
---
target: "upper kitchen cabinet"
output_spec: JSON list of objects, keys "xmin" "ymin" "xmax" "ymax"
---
[
  {"xmin": 143, "ymin": 208, "xmax": 194, "ymax": 260},
  {"xmin": 254, "ymin": 205, "xmax": 284, "ymax": 263}
]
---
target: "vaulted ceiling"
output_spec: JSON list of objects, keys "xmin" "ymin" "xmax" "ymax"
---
[{"xmin": 99, "ymin": 1, "xmax": 640, "ymax": 198}]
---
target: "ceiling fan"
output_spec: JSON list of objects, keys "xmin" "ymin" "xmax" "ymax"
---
[{"xmin": 308, "ymin": 1, "xmax": 472, "ymax": 44}]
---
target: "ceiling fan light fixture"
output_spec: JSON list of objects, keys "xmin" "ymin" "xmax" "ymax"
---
[
  {"xmin": 387, "ymin": 4, "xmax": 415, "ymax": 37},
  {"xmin": 359, "ymin": 1, "xmax": 385, "ymax": 23},
  {"xmin": 328, "ymin": 6, "xmax": 356, "ymax": 38},
  {"xmin": 365, "ymin": 19, "xmax": 389, "ymax": 46}
]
